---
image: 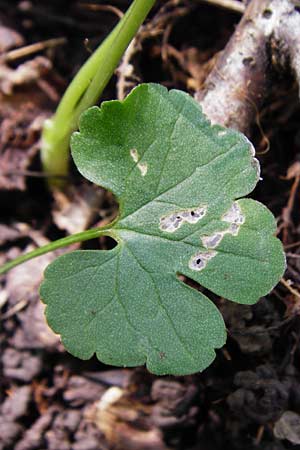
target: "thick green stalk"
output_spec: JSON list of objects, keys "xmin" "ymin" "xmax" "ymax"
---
[
  {"xmin": 0, "ymin": 227, "xmax": 114, "ymax": 275},
  {"xmin": 41, "ymin": 0, "xmax": 156, "ymax": 186}
]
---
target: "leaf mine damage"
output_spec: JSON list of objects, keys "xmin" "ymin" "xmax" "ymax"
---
[
  {"xmin": 189, "ymin": 250, "xmax": 217, "ymax": 271},
  {"xmin": 130, "ymin": 148, "xmax": 139, "ymax": 163},
  {"xmin": 190, "ymin": 202, "xmax": 245, "ymax": 272},
  {"xmin": 159, "ymin": 205, "xmax": 207, "ymax": 233},
  {"xmin": 130, "ymin": 148, "xmax": 148, "ymax": 176},
  {"xmin": 201, "ymin": 202, "xmax": 245, "ymax": 250},
  {"xmin": 222, "ymin": 202, "xmax": 245, "ymax": 226}
]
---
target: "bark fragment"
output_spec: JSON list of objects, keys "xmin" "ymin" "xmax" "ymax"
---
[{"xmin": 196, "ymin": 0, "xmax": 300, "ymax": 134}]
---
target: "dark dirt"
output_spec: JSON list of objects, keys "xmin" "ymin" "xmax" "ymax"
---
[{"xmin": 1, "ymin": 1, "xmax": 300, "ymax": 449}]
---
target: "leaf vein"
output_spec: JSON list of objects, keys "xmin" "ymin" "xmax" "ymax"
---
[
  {"xmin": 120, "ymin": 140, "xmax": 243, "ymax": 223},
  {"xmin": 125, "ymin": 244, "xmax": 197, "ymax": 362}
]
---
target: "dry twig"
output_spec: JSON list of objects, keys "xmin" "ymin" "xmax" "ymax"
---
[
  {"xmin": 281, "ymin": 278, "xmax": 300, "ymax": 300},
  {"xmin": 1, "ymin": 37, "xmax": 66, "ymax": 63},
  {"xmin": 197, "ymin": 0, "xmax": 245, "ymax": 14},
  {"xmin": 195, "ymin": 0, "xmax": 300, "ymax": 135}
]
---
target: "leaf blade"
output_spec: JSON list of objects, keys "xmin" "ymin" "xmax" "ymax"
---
[{"xmin": 41, "ymin": 83, "xmax": 285, "ymax": 375}]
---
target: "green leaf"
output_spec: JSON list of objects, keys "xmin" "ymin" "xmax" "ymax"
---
[{"xmin": 40, "ymin": 83, "xmax": 286, "ymax": 375}]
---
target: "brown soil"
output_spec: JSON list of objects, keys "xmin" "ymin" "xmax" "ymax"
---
[{"xmin": 1, "ymin": 1, "xmax": 300, "ymax": 449}]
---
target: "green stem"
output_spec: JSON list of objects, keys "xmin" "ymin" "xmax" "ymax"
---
[
  {"xmin": 0, "ymin": 227, "xmax": 113, "ymax": 275},
  {"xmin": 72, "ymin": 0, "xmax": 154, "ymax": 120},
  {"xmin": 41, "ymin": 0, "xmax": 156, "ymax": 186}
]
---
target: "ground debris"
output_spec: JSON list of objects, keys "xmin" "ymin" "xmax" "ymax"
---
[
  {"xmin": 1, "ymin": 385, "xmax": 32, "ymax": 421},
  {"xmin": 63, "ymin": 375, "xmax": 106, "ymax": 407},
  {"xmin": 274, "ymin": 411, "xmax": 300, "ymax": 445},
  {"xmin": 0, "ymin": 385, "xmax": 32, "ymax": 450},
  {"xmin": 86, "ymin": 385, "xmax": 169, "ymax": 450},
  {"xmin": 151, "ymin": 379, "xmax": 199, "ymax": 430},
  {"xmin": 10, "ymin": 300, "xmax": 61, "ymax": 350},
  {"xmin": 0, "ymin": 222, "xmax": 29, "ymax": 245},
  {"xmin": 5, "ymin": 245, "xmax": 55, "ymax": 306},
  {"xmin": 15, "ymin": 407, "xmax": 57, "ymax": 450},
  {"xmin": 52, "ymin": 184, "xmax": 104, "ymax": 234},
  {"xmin": 44, "ymin": 409, "xmax": 82, "ymax": 450},
  {"xmin": 227, "ymin": 365, "xmax": 290, "ymax": 424},
  {"xmin": 0, "ymin": 96, "xmax": 49, "ymax": 190},
  {"xmin": 2, "ymin": 347, "xmax": 42, "ymax": 381},
  {"xmin": 3, "ymin": 244, "xmax": 66, "ymax": 350},
  {"xmin": 0, "ymin": 24, "xmax": 24, "ymax": 52},
  {"xmin": 0, "ymin": 56, "xmax": 52, "ymax": 95}
]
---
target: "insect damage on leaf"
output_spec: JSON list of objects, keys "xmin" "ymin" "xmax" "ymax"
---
[
  {"xmin": 130, "ymin": 148, "xmax": 148, "ymax": 176},
  {"xmin": 222, "ymin": 201, "xmax": 245, "ymax": 225},
  {"xmin": 130, "ymin": 148, "xmax": 139, "ymax": 162},
  {"xmin": 189, "ymin": 250, "xmax": 217, "ymax": 271},
  {"xmin": 201, "ymin": 201, "xmax": 245, "ymax": 249},
  {"xmin": 159, "ymin": 205, "xmax": 207, "ymax": 233},
  {"xmin": 40, "ymin": 83, "xmax": 286, "ymax": 376}
]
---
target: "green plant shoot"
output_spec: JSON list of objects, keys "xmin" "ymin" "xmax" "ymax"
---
[{"xmin": 41, "ymin": 0, "xmax": 156, "ymax": 186}]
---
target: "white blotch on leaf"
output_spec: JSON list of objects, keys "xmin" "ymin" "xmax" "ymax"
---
[
  {"xmin": 130, "ymin": 148, "xmax": 139, "ymax": 163},
  {"xmin": 160, "ymin": 205, "xmax": 207, "ymax": 233},
  {"xmin": 189, "ymin": 250, "xmax": 217, "ymax": 271},
  {"xmin": 202, "ymin": 233, "xmax": 224, "ymax": 249},
  {"xmin": 222, "ymin": 202, "xmax": 245, "ymax": 225},
  {"xmin": 201, "ymin": 202, "xmax": 245, "ymax": 250},
  {"xmin": 130, "ymin": 148, "xmax": 148, "ymax": 177},
  {"xmin": 138, "ymin": 162, "xmax": 148, "ymax": 176}
]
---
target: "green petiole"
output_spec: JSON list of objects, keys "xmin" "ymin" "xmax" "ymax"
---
[{"xmin": 0, "ymin": 227, "xmax": 114, "ymax": 275}]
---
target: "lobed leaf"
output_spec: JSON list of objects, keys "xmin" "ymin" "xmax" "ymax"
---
[{"xmin": 40, "ymin": 84, "xmax": 285, "ymax": 375}]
